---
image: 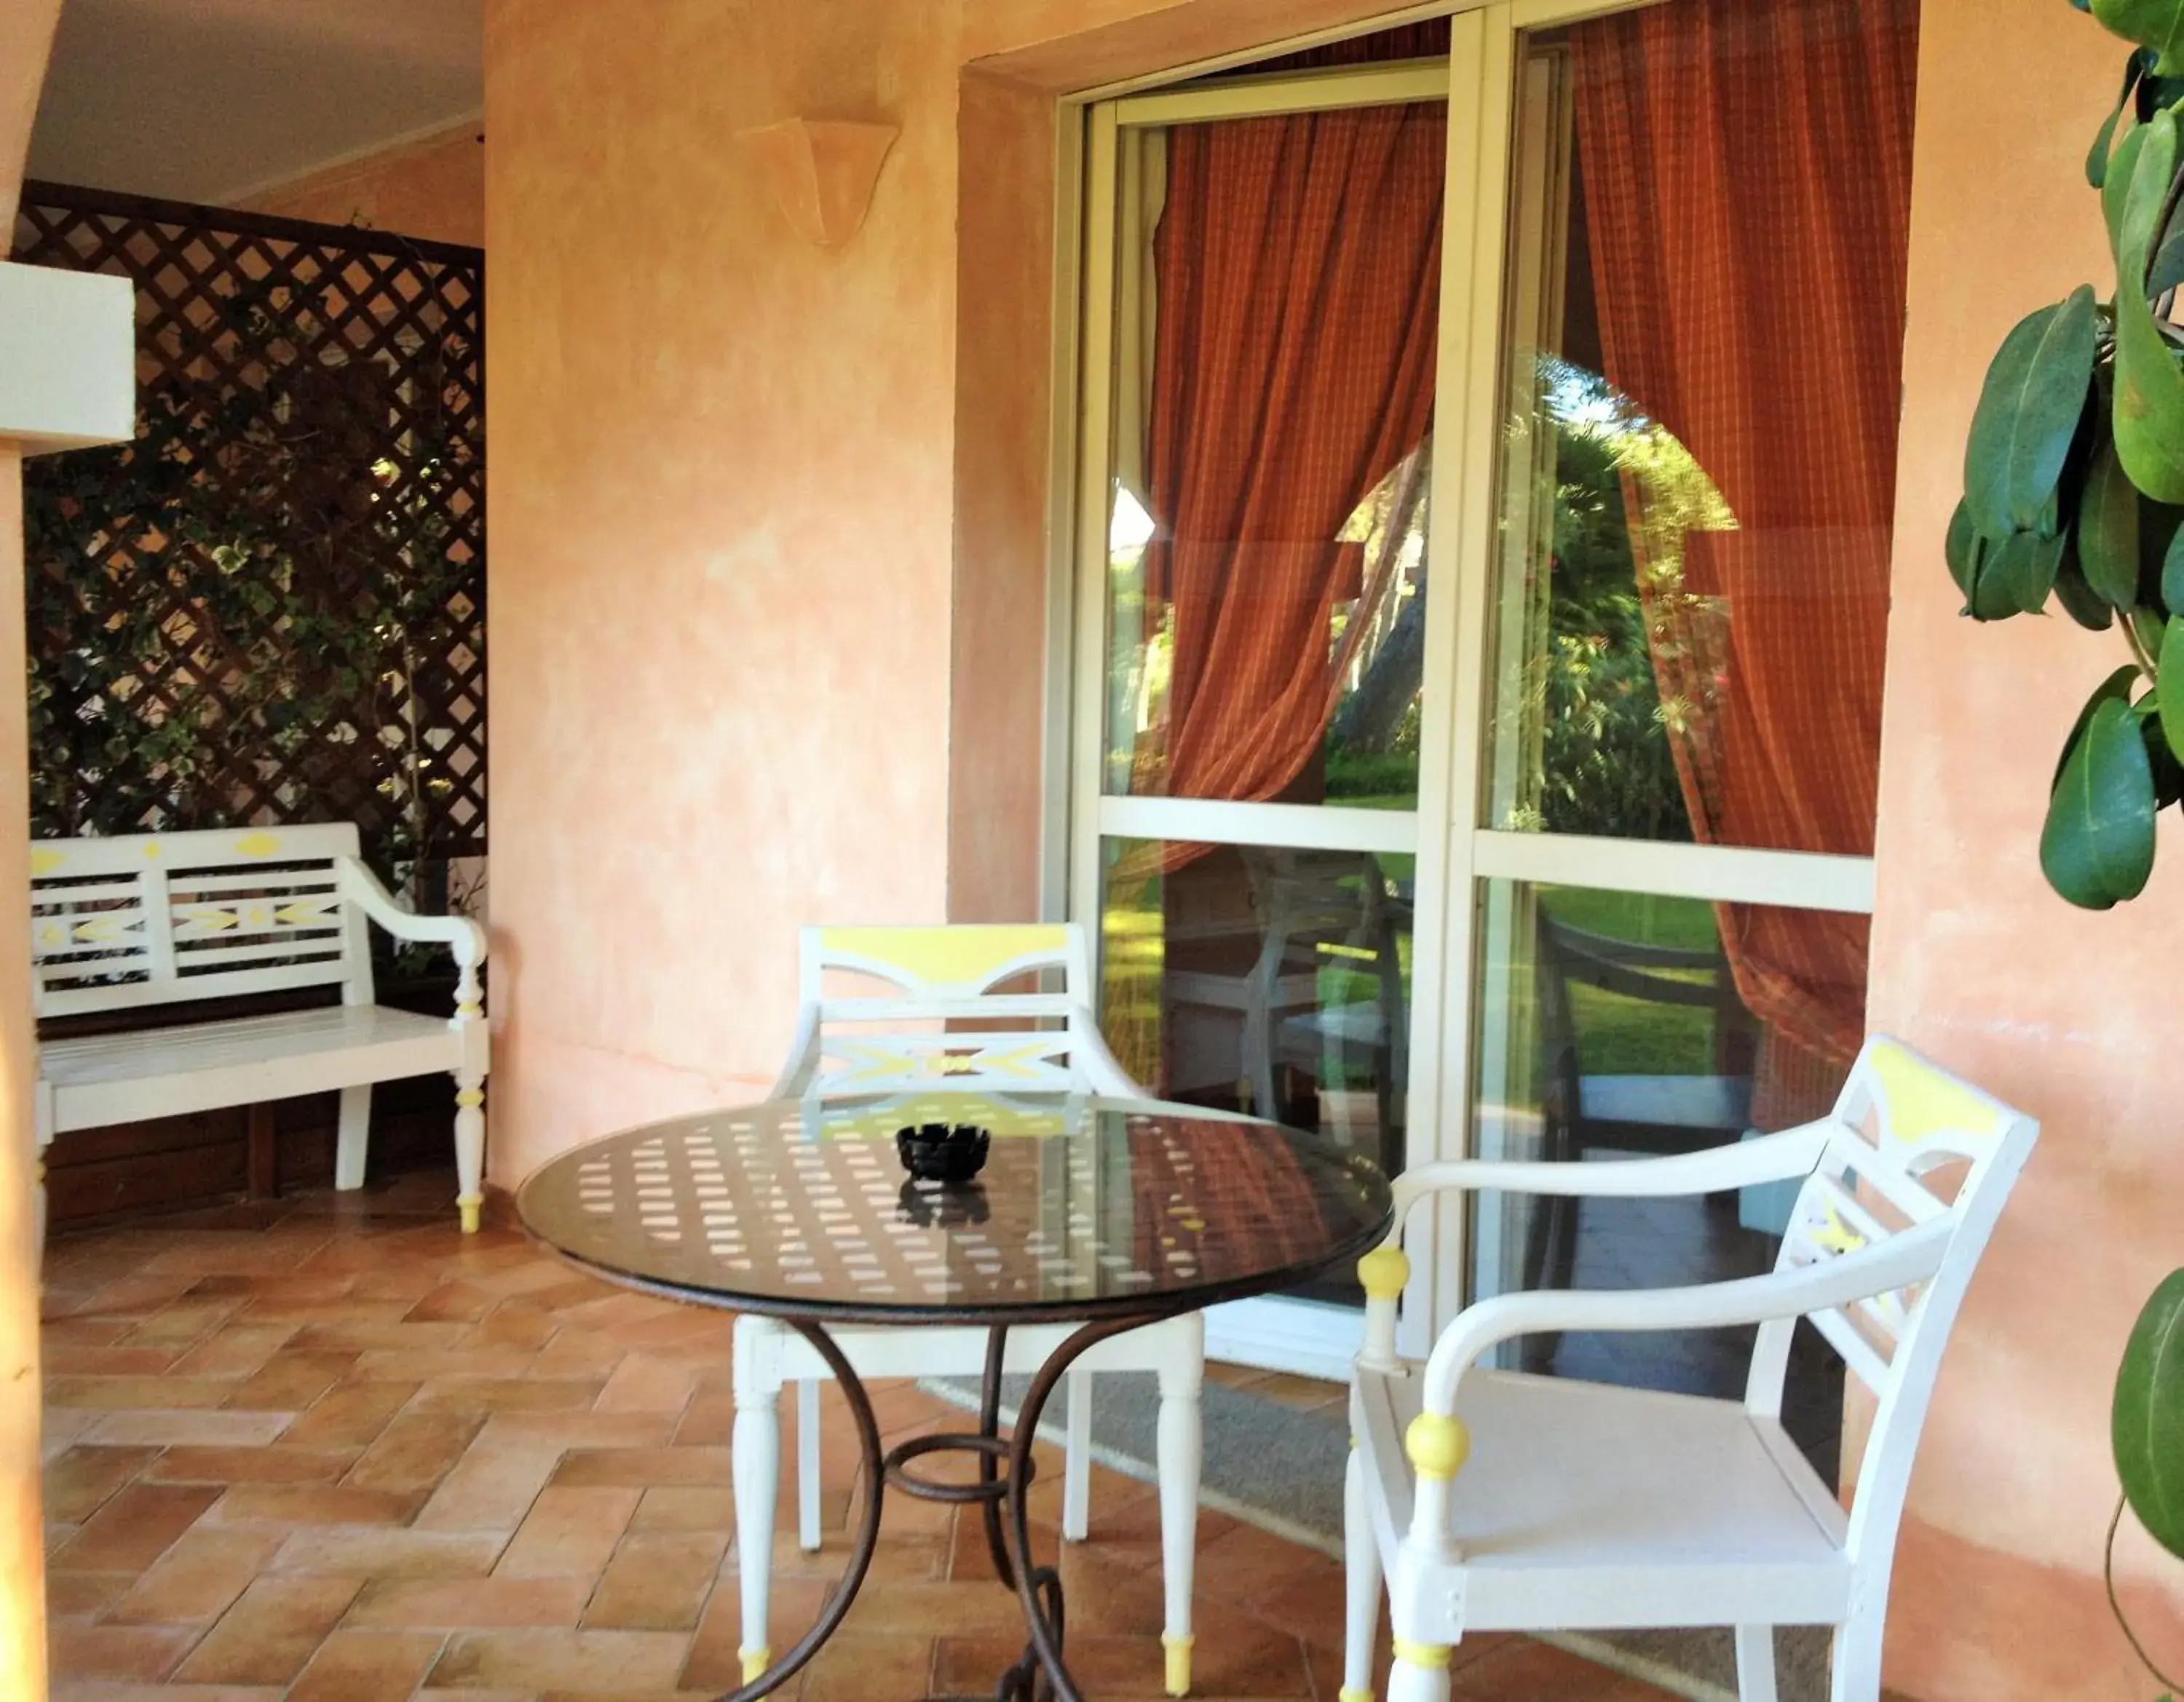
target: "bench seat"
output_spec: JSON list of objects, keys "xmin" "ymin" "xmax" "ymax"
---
[{"xmin": 41, "ymin": 1006, "xmax": 462, "ymax": 1135}]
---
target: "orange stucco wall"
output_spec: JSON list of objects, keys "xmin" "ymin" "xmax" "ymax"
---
[
  {"xmin": 242, "ymin": 121, "xmax": 485, "ymax": 249},
  {"xmin": 1870, "ymin": 1, "xmax": 2184, "ymax": 1693},
  {"xmin": 1, "ymin": 6, "xmax": 64, "ymax": 1693},
  {"xmin": 483, "ymin": 0, "xmax": 2184, "ymax": 1694}
]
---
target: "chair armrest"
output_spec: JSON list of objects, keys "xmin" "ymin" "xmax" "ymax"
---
[
  {"xmin": 1353, "ymin": 1125, "xmax": 1832, "ymax": 1370},
  {"xmin": 1416, "ymin": 1215, "xmax": 1950, "ymax": 1414},
  {"xmin": 767, "ymin": 1002, "xmax": 823, "ymax": 1099},
  {"xmin": 1069, "ymin": 1003, "xmax": 1150, "ymax": 1099}
]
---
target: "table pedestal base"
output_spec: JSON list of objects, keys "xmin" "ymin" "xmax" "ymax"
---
[{"xmin": 727, "ymin": 1310, "xmax": 1172, "ymax": 1702}]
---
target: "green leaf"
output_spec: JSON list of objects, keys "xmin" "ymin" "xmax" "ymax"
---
[
  {"xmin": 2114, "ymin": 1269, "xmax": 2184, "ymax": 1560},
  {"xmin": 2014, "ymin": 526, "xmax": 2071, "ymax": 612},
  {"xmin": 2151, "ymin": 225, "xmax": 2184, "ymax": 296},
  {"xmin": 2161, "ymin": 616, "xmax": 2184, "ymax": 764},
  {"xmin": 2117, "ymin": 106, "xmax": 2183, "ymax": 277},
  {"xmin": 2093, "ymin": 0, "xmax": 2184, "ymax": 74},
  {"xmin": 2108, "ymin": 116, "xmax": 2153, "ymax": 252},
  {"xmin": 1944, "ymin": 498, "xmax": 1985, "ymax": 600},
  {"xmin": 1965, "ymin": 288, "xmax": 2101, "ymax": 539},
  {"xmin": 2054, "ymin": 559, "xmax": 2118, "ymax": 628},
  {"xmin": 2114, "ymin": 260, "xmax": 2184, "ymax": 502},
  {"xmin": 1969, "ymin": 532, "xmax": 2032, "ymax": 620},
  {"xmin": 2055, "ymin": 664, "xmax": 2143, "ymax": 789},
  {"xmin": 2080, "ymin": 434, "xmax": 2145, "ymax": 604},
  {"xmin": 2041, "ymin": 696, "xmax": 2159, "ymax": 906},
  {"xmin": 2092, "ymin": 52, "xmax": 2145, "ymax": 187}
]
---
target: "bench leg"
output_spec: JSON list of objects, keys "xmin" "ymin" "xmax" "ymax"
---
[
  {"xmin": 335, "ymin": 1085, "xmax": 371, "ymax": 1191},
  {"xmin": 454, "ymin": 1069, "xmax": 486, "ymax": 1233}
]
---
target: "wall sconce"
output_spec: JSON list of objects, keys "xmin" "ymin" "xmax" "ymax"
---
[{"xmin": 736, "ymin": 119, "xmax": 899, "ymax": 248}]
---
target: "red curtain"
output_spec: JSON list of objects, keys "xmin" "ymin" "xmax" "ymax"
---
[
  {"xmin": 1139, "ymin": 99, "xmax": 1445, "ymax": 806},
  {"xmin": 1572, "ymin": 0, "xmax": 1917, "ymax": 1122}
]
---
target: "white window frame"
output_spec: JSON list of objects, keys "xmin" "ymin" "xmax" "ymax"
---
[{"xmin": 1045, "ymin": 0, "xmax": 1878, "ymax": 1370}]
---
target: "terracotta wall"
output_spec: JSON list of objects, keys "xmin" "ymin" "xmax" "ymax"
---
[
  {"xmin": 483, "ymin": 0, "xmax": 2183, "ymax": 1694},
  {"xmin": 1, "ymin": 5, "xmax": 64, "ymax": 1693},
  {"xmin": 1870, "ymin": 1, "xmax": 2184, "ymax": 1693},
  {"xmin": 241, "ymin": 121, "xmax": 484, "ymax": 248}
]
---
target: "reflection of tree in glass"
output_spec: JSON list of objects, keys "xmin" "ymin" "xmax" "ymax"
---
[{"xmin": 1522, "ymin": 355, "xmax": 1735, "ymax": 842}]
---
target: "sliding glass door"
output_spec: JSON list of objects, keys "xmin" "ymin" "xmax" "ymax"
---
[{"xmin": 1066, "ymin": 0, "xmax": 1912, "ymax": 1400}]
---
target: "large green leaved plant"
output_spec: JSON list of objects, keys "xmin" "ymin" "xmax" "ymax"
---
[{"xmin": 1956, "ymin": 4, "xmax": 2184, "ymax": 1688}]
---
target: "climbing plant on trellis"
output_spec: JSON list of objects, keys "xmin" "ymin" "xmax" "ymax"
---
[{"xmin": 12, "ymin": 181, "xmax": 485, "ymax": 905}]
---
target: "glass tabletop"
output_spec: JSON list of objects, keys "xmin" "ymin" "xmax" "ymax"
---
[{"xmin": 516, "ymin": 1093, "xmax": 1393, "ymax": 1325}]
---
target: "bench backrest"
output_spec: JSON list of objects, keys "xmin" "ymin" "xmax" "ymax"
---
[{"xmin": 31, "ymin": 826, "xmax": 373, "ymax": 1018}]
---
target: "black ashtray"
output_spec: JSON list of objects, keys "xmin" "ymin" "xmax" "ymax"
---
[{"xmin": 895, "ymin": 1122, "xmax": 991, "ymax": 1184}]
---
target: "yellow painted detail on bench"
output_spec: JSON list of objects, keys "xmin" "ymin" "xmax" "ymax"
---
[
  {"xmin": 1163, "ymin": 1633, "xmax": 1194, "ymax": 1695},
  {"xmin": 276, "ymin": 900, "xmax": 334, "ymax": 925},
  {"xmin": 1813, "ymin": 1200, "xmax": 1868, "ymax": 1256},
  {"xmin": 1339, "ymin": 1687, "xmax": 1375, "ymax": 1702},
  {"xmin": 1391, "ymin": 1640, "xmax": 1452, "ymax": 1670},
  {"xmin": 72, "ymin": 917, "xmax": 133, "ymax": 944},
  {"xmin": 1869, "ymin": 1040, "xmax": 2007, "ymax": 1144},
  {"xmin": 28, "ymin": 849, "xmax": 63, "ymax": 876},
  {"xmin": 1406, "ymin": 1412, "xmax": 1469, "ymax": 1482},
  {"xmin": 234, "ymin": 831, "xmax": 282, "ymax": 857},
  {"xmin": 456, "ymin": 1090, "xmax": 484, "ymax": 1109},
  {"xmin": 819, "ymin": 925, "xmax": 1066, "ymax": 991},
  {"xmin": 458, "ymin": 1195, "xmax": 483, "ymax": 1234},
  {"xmin": 740, "ymin": 1648, "xmax": 770, "ymax": 1685},
  {"xmin": 1358, "ymin": 1245, "xmax": 1409, "ymax": 1302}
]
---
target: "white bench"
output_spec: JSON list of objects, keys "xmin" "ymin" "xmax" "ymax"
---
[{"xmin": 31, "ymin": 824, "xmax": 488, "ymax": 1236}]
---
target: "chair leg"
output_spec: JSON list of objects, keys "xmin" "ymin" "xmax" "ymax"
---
[
  {"xmin": 334, "ymin": 1085, "xmax": 371, "ymax": 1190},
  {"xmin": 1386, "ymin": 1644, "xmax": 1451, "ymax": 1702},
  {"xmin": 732, "ymin": 1320, "xmax": 783, "ymax": 1686},
  {"xmin": 451, "ymin": 1069, "xmax": 486, "ymax": 1233},
  {"xmin": 1341, "ymin": 1443, "xmax": 1382, "ymax": 1702},
  {"xmin": 1062, "ymin": 1370, "xmax": 1092, "ymax": 1542},
  {"xmin": 795, "ymin": 1377, "xmax": 823, "ymax": 1552},
  {"xmin": 1156, "ymin": 1318, "xmax": 1203, "ymax": 1697},
  {"xmin": 1735, "ymin": 1626, "xmax": 1779, "ymax": 1702},
  {"xmin": 1830, "ymin": 1607, "xmax": 1885, "ymax": 1702}
]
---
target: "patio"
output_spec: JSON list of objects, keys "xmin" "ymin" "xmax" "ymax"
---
[{"xmin": 38, "ymin": 1173, "xmax": 1678, "ymax": 1702}]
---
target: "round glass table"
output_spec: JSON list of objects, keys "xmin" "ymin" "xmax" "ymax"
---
[{"xmin": 518, "ymin": 1091, "xmax": 1393, "ymax": 1702}]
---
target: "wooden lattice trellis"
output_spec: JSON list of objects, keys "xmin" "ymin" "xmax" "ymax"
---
[{"xmin": 12, "ymin": 181, "xmax": 485, "ymax": 877}]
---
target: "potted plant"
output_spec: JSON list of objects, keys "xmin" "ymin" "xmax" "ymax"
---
[{"xmin": 1952, "ymin": 2, "xmax": 2184, "ymax": 1687}]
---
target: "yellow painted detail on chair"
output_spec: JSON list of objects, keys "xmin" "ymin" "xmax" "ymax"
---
[
  {"xmin": 1339, "ymin": 1687, "xmax": 1375, "ymax": 1702},
  {"xmin": 740, "ymin": 1648, "xmax": 770, "ymax": 1685},
  {"xmin": 28, "ymin": 849, "xmax": 63, "ymax": 876},
  {"xmin": 242, "ymin": 902, "xmax": 274, "ymax": 930},
  {"xmin": 143, "ymin": 840, "xmax": 162, "ymax": 860},
  {"xmin": 36, "ymin": 922, "xmax": 66, "ymax": 950},
  {"xmin": 1813, "ymin": 1200, "xmax": 1867, "ymax": 1256},
  {"xmin": 456, "ymin": 1090, "xmax": 484, "ymax": 1109},
  {"xmin": 181, "ymin": 906, "xmax": 239, "ymax": 933},
  {"xmin": 1869, "ymin": 1040, "xmax": 2006, "ymax": 1145},
  {"xmin": 1162, "ymin": 1632, "xmax": 1193, "ymax": 1695},
  {"xmin": 458, "ymin": 1195, "xmax": 482, "ymax": 1234},
  {"xmin": 73, "ymin": 916, "xmax": 135, "ymax": 944},
  {"xmin": 276, "ymin": 900, "xmax": 333, "ymax": 925},
  {"xmin": 1358, "ymin": 1245, "xmax": 1410, "ymax": 1302},
  {"xmin": 457, "ymin": 1000, "xmax": 484, "ymax": 1018},
  {"xmin": 820, "ymin": 925, "xmax": 1067, "ymax": 991},
  {"xmin": 1391, "ymin": 1640, "xmax": 1452, "ymax": 1670},
  {"xmin": 233, "ymin": 831, "xmax": 282, "ymax": 857},
  {"xmin": 1405, "ymin": 1411, "xmax": 1469, "ymax": 1482}
]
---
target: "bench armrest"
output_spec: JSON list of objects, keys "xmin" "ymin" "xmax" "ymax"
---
[{"xmin": 335, "ymin": 858, "xmax": 487, "ymax": 1014}]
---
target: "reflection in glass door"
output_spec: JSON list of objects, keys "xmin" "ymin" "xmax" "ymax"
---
[{"xmin": 1071, "ymin": 28, "xmax": 1458, "ymax": 1363}]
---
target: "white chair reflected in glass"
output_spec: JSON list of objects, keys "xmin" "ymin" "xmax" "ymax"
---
[
  {"xmin": 1341, "ymin": 1036, "xmax": 2038, "ymax": 1702},
  {"xmin": 730, "ymin": 923, "xmax": 1210, "ymax": 1696}
]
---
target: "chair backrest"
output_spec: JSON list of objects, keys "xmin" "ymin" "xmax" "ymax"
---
[
  {"xmin": 1750, "ymin": 1036, "xmax": 2038, "ymax": 1566},
  {"xmin": 30, "ymin": 825, "xmax": 373, "ymax": 1018},
  {"xmin": 791, "ymin": 923, "xmax": 1115, "ymax": 1098}
]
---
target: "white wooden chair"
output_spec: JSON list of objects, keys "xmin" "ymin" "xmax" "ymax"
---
[
  {"xmin": 1341, "ymin": 1035, "xmax": 2037, "ymax": 1702},
  {"xmin": 31, "ymin": 825, "xmax": 488, "ymax": 1238},
  {"xmin": 732, "ymin": 923, "xmax": 1209, "ymax": 1695}
]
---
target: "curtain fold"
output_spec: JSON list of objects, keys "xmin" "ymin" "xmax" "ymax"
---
[
  {"xmin": 1571, "ymin": 0, "xmax": 1917, "ymax": 1123},
  {"xmin": 1138, "ymin": 98, "xmax": 1445, "ymax": 807}
]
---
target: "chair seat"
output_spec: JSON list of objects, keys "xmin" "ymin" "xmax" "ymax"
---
[
  {"xmin": 1355, "ymin": 1363, "xmax": 1853, "ymax": 1638},
  {"xmin": 42, "ymin": 1004, "xmax": 459, "ymax": 1133}
]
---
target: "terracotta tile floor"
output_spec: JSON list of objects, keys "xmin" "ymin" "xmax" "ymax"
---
[{"xmin": 40, "ymin": 1171, "xmax": 1680, "ymax": 1701}]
